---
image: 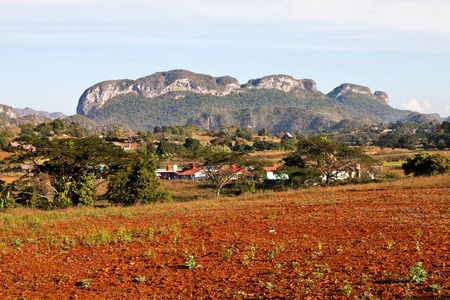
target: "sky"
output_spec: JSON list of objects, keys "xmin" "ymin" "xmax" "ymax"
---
[{"xmin": 1, "ymin": 0, "xmax": 450, "ymax": 118}]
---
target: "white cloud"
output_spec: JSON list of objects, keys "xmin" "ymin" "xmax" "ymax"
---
[
  {"xmin": 169, "ymin": 0, "xmax": 450, "ymax": 33},
  {"xmin": 2, "ymin": 0, "xmax": 450, "ymax": 33},
  {"xmin": 400, "ymin": 97, "xmax": 450, "ymax": 117},
  {"xmin": 401, "ymin": 98, "xmax": 423, "ymax": 112}
]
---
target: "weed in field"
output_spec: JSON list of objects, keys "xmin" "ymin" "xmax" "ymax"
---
[
  {"xmin": 361, "ymin": 273, "xmax": 369, "ymax": 285},
  {"xmin": 117, "ymin": 227, "xmax": 132, "ymax": 244},
  {"xmin": 385, "ymin": 239, "xmax": 395, "ymax": 250},
  {"xmin": 184, "ymin": 254, "xmax": 202, "ymax": 269},
  {"xmin": 266, "ymin": 268, "xmax": 276, "ymax": 280},
  {"xmin": 302, "ymin": 234, "xmax": 309, "ymax": 239},
  {"xmin": 234, "ymin": 291, "xmax": 245, "ymax": 297},
  {"xmin": 336, "ymin": 247, "xmax": 344, "ymax": 253},
  {"xmin": 414, "ymin": 230, "xmax": 423, "ymax": 252},
  {"xmin": 315, "ymin": 264, "xmax": 331, "ymax": 274},
  {"xmin": 340, "ymin": 281, "xmax": 352, "ymax": 296},
  {"xmin": 242, "ymin": 243, "xmax": 256, "ymax": 266},
  {"xmin": 10, "ymin": 240, "xmax": 21, "ymax": 247},
  {"xmin": 291, "ymin": 261, "xmax": 300, "ymax": 267},
  {"xmin": 265, "ymin": 282, "xmax": 276, "ymax": 290},
  {"xmin": 428, "ymin": 284, "xmax": 444, "ymax": 296},
  {"xmin": 134, "ymin": 277, "xmax": 146, "ymax": 283},
  {"xmin": 141, "ymin": 248, "xmax": 158, "ymax": 260},
  {"xmin": 222, "ymin": 245, "xmax": 234, "ymax": 261},
  {"xmin": 75, "ymin": 279, "xmax": 90, "ymax": 288},
  {"xmin": 408, "ymin": 262, "xmax": 427, "ymax": 283}
]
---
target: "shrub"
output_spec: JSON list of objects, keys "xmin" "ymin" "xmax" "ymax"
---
[{"xmin": 402, "ymin": 153, "xmax": 450, "ymax": 176}]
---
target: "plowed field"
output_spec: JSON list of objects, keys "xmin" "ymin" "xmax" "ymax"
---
[{"xmin": 1, "ymin": 186, "xmax": 449, "ymax": 299}]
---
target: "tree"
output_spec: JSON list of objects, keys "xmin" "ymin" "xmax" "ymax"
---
[
  {"xmin": 258, "ymin": 128, "xmax": 268, "ymax": 136},
  {"xmin": 107, "ymin": 158, "xmax": 163, "ymax": 205},
  {"xmin": 183, "ymin": 137, "xmax": 202, "ymax": 151},
  {"xmin": 279, "ymin": 152, "xmax": 321, "ymax": 188},
  {"xmin": 3, "ymin": 137, "xmax": 138, "ymax": 208},
  {"xmin": 295, "ymin": 136, "xmax": 374, "ymax": 185},
  {"xmin": 188, "ymin": 149, "xmax": 250, "ymax": 197},
  {"xmin": 402, "ymin": 153, "xmax": 450, "ymax": 176},
  {"xmin": 398, "ymin": 134, "xmax": 417, "ymax": 150}
]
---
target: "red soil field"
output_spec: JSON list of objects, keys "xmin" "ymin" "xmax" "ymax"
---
[{"xmin": 0, "ymin": 186, "xmax": 449, "ymax": 299}]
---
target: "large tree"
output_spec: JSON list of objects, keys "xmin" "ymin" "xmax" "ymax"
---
[
  {"xmin": 107, "ymin": 158, "xmax": 162, "ymax": 206},
  {"xmin": 402, "ymin": 153, "xmax": 450, "ymax": 176},
  {"xmin": 295, "ymin": 136, "xmax": 374, "ymax": 185},
  {"xmin": 3, "ymin": 137, "xmax": 139, "ymax": 207}
]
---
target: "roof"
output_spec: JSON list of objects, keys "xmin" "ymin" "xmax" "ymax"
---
[
  {"xmin": 177, "ymin": 168, "xmax": 202, "ymax": 176},
  {"xmin": 262, "ymin": 166, "xmax": 280, "ymax": 171}
]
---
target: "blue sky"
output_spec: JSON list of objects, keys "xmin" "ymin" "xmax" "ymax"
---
[{"xmin": 1, "ymin": 0, "xmax": 450, "ymax": 118}]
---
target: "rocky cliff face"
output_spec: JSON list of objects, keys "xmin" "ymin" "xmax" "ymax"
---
[
  {"xmin": 243, "ymin": 75, "xmax": 317, "ymax": 92},
  {"xmin": 0, "ymin": 104, "xmax": 20, "ymax": 119},
  {"xmin": 327, "ymin": 83, "xmax": 389, "ymax": 105},
  {"xmin": 77, "ymin": 70, "xmax": 317, "ymax": 116}
]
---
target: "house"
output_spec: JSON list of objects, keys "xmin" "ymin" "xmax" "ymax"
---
[
  {"xmin": 8, "ymin": 141, "xmax": 36, "ymax": 152},
  {"xmin": 112, "ymin": 141, "xmax": 132, "ymax": 150},
  {"xmin": 156, "ymin": 165, "xmax": 179, "ymax": 180},
  {"xmin": 283, "ymin": 132, "xmax": 295, "ymax": 139},
  {"xmin": 263, "ymin": 166, "xmax": 288, "ymax": 181},
  {"xmin": 177, "ymin": 164, "xmax": 205, "ymax": 180}
]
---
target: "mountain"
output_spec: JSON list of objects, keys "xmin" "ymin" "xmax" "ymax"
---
[
  {"xmin": 76, "ymin": 70, "xmax": 438, "ymax": 133},
  {"xmin": 0, "ymin": 104, "xmax": 20, "ymax": 121},
  {"xmin": 14, "ymin": 107, "xmax": 67, "ymax": 120}
]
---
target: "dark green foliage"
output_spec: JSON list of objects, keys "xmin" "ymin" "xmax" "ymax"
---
[
  {"xmin": 156, "ymin": 140, "xmax": 184, "ymax": 157},
  {"xmin": 183, "ymin": 138, "xmax": 202, "ymax": 151},
  {"xmin": 375, "ymin": 134, "xmax": 399, "ymax": 149},
  {"xmin": 258, "ymin": 128, "xmax": 268, "ymax": 136},
  {"xmin": 397, "ymin": 134, "xmax": 417, "ymax": 150},
  {"xmin": 107, "ymin": 159, "xmax": 163, "ymax": 205},
  {"xmin": 426, "ymin": 122, "xmax": 450, "ymax": 149},
  {"xmin": 231, "ymin": 140, "xmax": 252, "ymax": 152},
  {"xmin": 402, "ymin": 153, "xmax": 450, "ymax": 176},
  {"xmin": 253, "ymin": 140, "xmax": 282, "ymax": 151}
]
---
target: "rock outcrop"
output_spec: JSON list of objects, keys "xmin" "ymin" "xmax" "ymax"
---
[
  {"xmin": 243, "ymin": 75, "xmax": 316, "ymax": 92},
  {"xmin": 77, "ymin": 70, "xmax": 317, "ymax": 116},
  {"xmin": 0, "ymin": 104, "xmax": 20, "ymax": 119},
  {"xmin": 327, "ymin": 84, "xmax": 389, "ymax": 105}
]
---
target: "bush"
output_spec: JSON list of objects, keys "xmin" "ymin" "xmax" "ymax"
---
[{"xmin": 402, "ymin": 153, "xmax": 450, "ymax": 176}]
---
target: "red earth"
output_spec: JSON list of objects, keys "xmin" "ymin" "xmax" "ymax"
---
[{"xmin": 0, "ymin": 186, "xmax": 449, "ymax": 299}]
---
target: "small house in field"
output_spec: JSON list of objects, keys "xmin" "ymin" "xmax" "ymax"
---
[
  {"xmin": 156, "ymin": 165, "xmax": 178, "ymax": 180},
  {"xmin": 283, "ymin": 132, "xmax": 295, "ymax": 140},
  {"xmin": 177, "ymin": 164, "xmax": 205, "ymax": 180},
  {"xmin": 263, "ymin": 166, "xmax": 288, "ymax": 181}
]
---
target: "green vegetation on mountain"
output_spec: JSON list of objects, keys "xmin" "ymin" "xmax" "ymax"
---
[{"xmin": 87, "ymin": 87, "xmax": 410, "ymax": 133}]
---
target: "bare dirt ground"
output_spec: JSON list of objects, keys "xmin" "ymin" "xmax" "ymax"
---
[{"xmin": 1, "ymin": 181, "xmax": 449, "ymax": 299}]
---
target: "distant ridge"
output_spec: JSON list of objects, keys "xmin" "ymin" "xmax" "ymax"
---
[{"xmin": 14, "ymin": 107, "xmax": 66, "ymax": 120}]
